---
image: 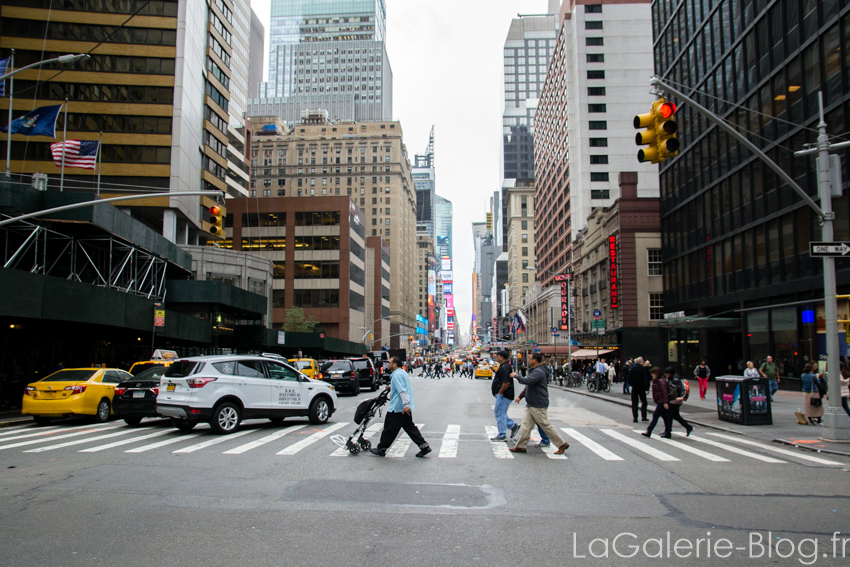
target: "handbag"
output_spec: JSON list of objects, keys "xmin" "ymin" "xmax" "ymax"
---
[
  {"xmin": 809, "ymin": 376, "xmax": 822, "ymax": 406},
  {"xmin": 810, "ymin": 396, "xmax": 822, "ymax": 407}
]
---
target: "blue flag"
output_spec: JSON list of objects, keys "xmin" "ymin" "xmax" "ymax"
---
[
  {"xmin": 0, "ymin": 57, "xmax": 8, "ymax": 97},
  {"xmin": 0, "ymin": 104, "xmax": 62, "ymax": 138}
]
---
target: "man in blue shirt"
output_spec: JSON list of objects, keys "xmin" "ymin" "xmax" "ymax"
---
[{"xmin": 370, "ymin": 355, "xmax": 431, "ymax": 457}]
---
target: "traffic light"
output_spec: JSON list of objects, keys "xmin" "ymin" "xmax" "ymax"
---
[
  {"xmin": 208, "ymin": 205, "xmax": 223, "ymax": 235},
  {"xmin": 634, "ymin": 98, "xmax": 679, "ymax": 164}
]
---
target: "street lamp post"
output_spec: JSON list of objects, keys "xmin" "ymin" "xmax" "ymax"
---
[
  {"xmin": 526, "ymin": 265, "xmax": 572, "ymax": 374},
  {"xmin": 3, "ymin": 52, "xmax": 90, "ymax": 176}
]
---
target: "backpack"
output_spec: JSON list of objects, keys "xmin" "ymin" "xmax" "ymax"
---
[
  {"xmin": 681, "ymin": 379, "xmax": 690, "ymax": 401},
  {"xmin": 666, "ymin": 379, "xmax": 679, "ymax": 400}
]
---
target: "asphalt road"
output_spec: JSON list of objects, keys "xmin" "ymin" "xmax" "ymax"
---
[{"xmin": 2, "ymin": 373, "xmax": 849, "ymax": 567}]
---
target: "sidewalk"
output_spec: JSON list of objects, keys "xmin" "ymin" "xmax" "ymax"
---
[
  {"xmin": 0, "ymin": 409, "xmax": 31, "ymax": 427},
  {"xmin": 553, "ymin": 380, "xmax": 850, "ymax": 458}
]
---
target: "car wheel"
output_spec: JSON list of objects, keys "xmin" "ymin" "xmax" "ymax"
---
[
  {"xmin": 370, "ymin": 377, "xmax": 377, "ymax": 392},
  {"xmin": 94, "ymin": 398, "xmax": 111, "ymax": 423},
  {"xmin": 269, "ymin": 417, "xmax": 285, "ymax": 424},
  {"xmin": 210, "ymin": 402, "xmax": 241, "ymax": 434},
  {"xmin": 169, "ymin": 417, "xmax": 197, "ymax": 431},
  {"xmin": 351, "ymin": 380, "xmax": 359, "ymax": 396},
  {"xmin": 33, "ymin": 416, "xmax": 52, "ymax": 426},
  {"xmin": 308, "ymin": 397, "xmax": 330, "ymax": 425},
  {"xmin": 124, "ymin": 417, "xmax": 143, "ymax": 427}
]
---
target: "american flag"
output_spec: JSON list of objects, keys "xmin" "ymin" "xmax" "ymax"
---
[{"xmin": 50, "ymin": 140, "xmax": 99, "ymax": 170}]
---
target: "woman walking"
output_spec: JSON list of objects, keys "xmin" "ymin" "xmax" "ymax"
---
[
  {"xmin": 801, "ymin": 363, "xmax": 824, "ymax": 426},
  {"xmin": 693, "ymin": 359, "xmax": 711, "ymax": 400},
  {"xmin": 641, "ymin": 367, "xmax": 672, "ymax": 439}
]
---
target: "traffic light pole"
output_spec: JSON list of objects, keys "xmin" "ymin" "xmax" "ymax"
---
[{"xmin": 650, "ymin": 77, "xmax": 848, "ymax": 441}]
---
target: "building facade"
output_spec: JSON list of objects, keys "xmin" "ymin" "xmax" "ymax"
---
[
  {"xmin": 506, "ymin": 184, "xmax": 536, "ymax": 308},
  {"xmin": 653, "ymin": 0, "xmax": 850, "ymax": 379},
  {"xmin": 534, "ymin": 0, "xmax": 658, "ymax": 288},
  {"xmin": 246, "ymin": 113, "xmax": 417, "ymax": 346}
]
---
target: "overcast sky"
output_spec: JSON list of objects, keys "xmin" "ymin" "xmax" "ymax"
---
[{"xmin": 250, "ymin": 0, "xmax": 553, "ymax": 343}]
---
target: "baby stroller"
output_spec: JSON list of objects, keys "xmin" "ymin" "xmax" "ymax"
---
[{"xmin": 331, "ymin": 387, "xmax": 390, "ymax": 455}]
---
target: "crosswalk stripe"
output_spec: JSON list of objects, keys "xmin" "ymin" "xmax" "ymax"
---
[
  {"xmin": 80, "ymin": 429, "xmax": 174, "ymax": 452},
  {"xmin": 125, "ymin": 433, "xmax": 202, "ymax": 453},
  {"xmin": 561, "ymin": 428, "xmax": 623, "ymax": 461},
  {"xmin": 671, "ymin": 432, "xmax": 786, "ymax": 463},
  {"xmin": 0, "ymin": 421, "xmax": 115, "ymax": 444},
  {"xmin": 631, "ymin": 430, "xmax": 729, "ymax": 462},
  {"xmin": 277, "ymin": 422, "xmax": 348, "ymax": 455},
  {"xmin": 600, "ymin": 429, "xmax": 680, "ymax": 461},
  {"xmin": 704, "ymin": 432, "xmax": 842, "ymax": 466},
  {"xmin": 484, "ymin": 426, "xmax": 514, "ymax": 459},
  {"xmin": 386, "ymin": 423, "xmax": 426, "ymax": 458},
  {"xmin": 0, "ymin": 425, "xmax": 122, "ymax": 451},
  {"xmin": 223, "ymin": 425, "xmax": 307, "ymax": 454},
  {"xmin": 0, "ymin": 425, "xmax": 54, "ymax": 437},
  {"xmin": 172, "ymin": 429, "xmax": 252, "ymax": 453},
  {"xmin": 439, "ymin": 424, "xmax": 461, "ymax": 458},
  {"xmin": 24, "ymin": 429, "xmax": 137, "ymax": 452},
  {"xmin": 330, "ymin": 423, "xmax": 382, "ymax": 457},
  {"xmin": 0, "ymin": 427, "xmax": 64, "ymax": 443},
  {"xmin": 536, "ymin": 438, "xmax": 566, "ymax": 459}
]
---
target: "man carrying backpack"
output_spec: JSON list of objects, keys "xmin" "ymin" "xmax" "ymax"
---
[
  {"xmin": 663, "ymin": 367, "xmax": 693, "ymax": 436},
  {"xmin": 641, "ymin": 367, "xmax": 673, "ymax": 439}
]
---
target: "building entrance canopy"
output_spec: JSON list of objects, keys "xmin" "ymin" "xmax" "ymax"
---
[{"xmin": 571, "ymin": 348, "xmax": 616, "ymax": 359}]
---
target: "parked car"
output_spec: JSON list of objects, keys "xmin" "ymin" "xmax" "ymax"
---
[
  {"xmin": 156, "ymin": 355, "xmax": 337, "ymax": 434},
  {"xmin": 349, "ymin": 357, "xmax": 378, "ymax": 391},
  {"xmin": 317, "ymin": 359, "xmax": 359, "ymax": 395},
  {"xmin": 112, "ymin": 365, "xmax": 170, "ymax": 426},
  {"xmin": 288, "ymin": 358, "xmax": 320, "ymax": 379},
  {"xmin": 128, "ymin": 349, "xmax": 178, "ymax": 375},
  {"xmin": 22, "ymin": 368, "xmax": 132, "ymax": 424}
]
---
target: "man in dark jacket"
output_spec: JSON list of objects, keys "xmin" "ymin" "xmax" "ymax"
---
[
  {"xmin": 490, "ymin": 351, "xmax": 518, "ymax": 442},
  {"xmin": 642, "ymin": 367, "xmax": 673, "ymax": 438},
  {"xmin": 509, "ymin": 353, "xmax": 569, "ymax": 455},
  {"xmin": 629, "ymin": 357, "xmax": 650, "ymax": 422}
]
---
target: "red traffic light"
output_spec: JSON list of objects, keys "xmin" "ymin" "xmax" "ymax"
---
[
  {"xmin": 210, "ymin": 205, "xmax": 222, "ymax": 216},
  {"xmin": 658, "ymin": 102, "xmax": 677, "ymax": 119}
]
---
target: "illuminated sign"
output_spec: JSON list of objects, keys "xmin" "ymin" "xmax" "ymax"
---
[
  {"xmin": 446, "ymin": 308, "xmax": 455, "ymax": 317},
  {"xmin": 443, "ymin": 283, "xmax": 452, "ymax": 294},
  {"xmin": 609, "ymin": 235, "xmax": 619, "ymax": 309},
  {"xmin": 555, "ymin": 273, "xmax": 570, "ymax": 331}
]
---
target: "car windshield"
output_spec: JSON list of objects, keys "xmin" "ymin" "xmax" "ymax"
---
[
  {"xmin": 132, "ymin": 366, "xmax": 169, "ymax": 381},
  {"xmin": 294, "ymin": 361, "xmax": 312, "ymax": 370},
  {"xmin": 163, "ymin": 361, "xmax": 201, "ymax": 378},
  {"xmin": 322, "ymin": 361, "xmax": 350, "ymax": 372},
  {"xmin": 41, "ymin": 369, "xmax": 97, "ymax": 382}
]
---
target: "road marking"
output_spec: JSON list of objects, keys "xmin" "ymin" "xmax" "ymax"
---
[
  {"xmin": 0, "ymin": 425, "xmax": 122, "ymax": 451},
  {"xmin": 0, "ymin": 425, "xmax": 55, "ymax": 437},
  {"xmin": 704, "ymin": 432, "xmax": 842, "ymax": 466},
  {"xmin": 560, "ymin": 427, "xmax": 623, "ymax": 461},
  {"xmin": 24, "ymin": 429, "xmax": 137, "ymax": 452},
  {"xmin": 172, "ymin": 429, "xmax": 252, "ymax": 453},
  {"xmin": 223, "ymin": 425, "xmax": 307, "ymax": 454},
  {"xmin": 276, "ymin": 422, "xmax": 348, "ymax": 455},
  {"xmin": 631, "ymin": 430, "xmax": 729, "ymax": 462},
  {"xmin": 0, "ymin": 422, "xmax": 113, "ymax": 443},
  {"xmin": 0, "ymin": 427, "xmax": 63, "ymax": 442},
  {"xmin": 386, "ymin": 423, "xmax": 426, "ymax": 458},
  {"xmin": 439, "ymin": 424, "xmax": 461, "ymax": 458},
  {"xmin": 125, "ymin": 433, "xmax": 201, "ymax": 453},
  {"xmin": 534, "ymin": 437, "xmax": 566, "ymax": 459},
  {"xmin": 330, "ymin": 422, "xmax": 382, "ymax": 457},
  {"xmin": 671, "ymin": 432, "xmax": 785, "ymax": 463},
  {"xmin": 485, "ymin": 426, "xmax": 514, "ymax": 459},
  {"xmin": 599, "ymin": 429, "xmax": 680, "ymax": 461},
  {"xmin": 79, "ymin": 429, "xmax": 174, "ymax": 452}
]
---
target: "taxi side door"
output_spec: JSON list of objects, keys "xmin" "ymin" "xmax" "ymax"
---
[{"xmin": 264, "ymin": 360, "xmax": 309, "ymax": 415}]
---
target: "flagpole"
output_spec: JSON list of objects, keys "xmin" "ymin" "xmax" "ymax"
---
[
  {"xmin": 96, "ymin": 131, "xmax": 102, "ymax": 196},
  {"xmin": 59, "ymin": 98, "xmax": 68, "ymax": 192},
  {"xmin": 4, "ymin": 49, "xmax": 13, "ymax": 177}
]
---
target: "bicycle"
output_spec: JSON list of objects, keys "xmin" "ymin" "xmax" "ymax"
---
[
  {"xmin": 566, "ymin": 371, "xmax": 583, "ymax": 388},
  {"xmin": 587, "ymin": 372, "xmax": 611, "ymax": 393}
]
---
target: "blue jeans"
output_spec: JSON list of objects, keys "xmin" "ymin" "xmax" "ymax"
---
[
  {"xmin": 769, "ymin": 379, "xmax": 779, "ymax": 400},
  {"xmin": 494, "ymin": 394, "xmax": 516, "ymax": 437},
  {"xmin": 537, "ymin": 425, "xmax": 550, "ymax": 445}
]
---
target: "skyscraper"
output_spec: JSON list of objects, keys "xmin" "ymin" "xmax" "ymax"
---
[
  {"xmin": 248, "ymin": 0, "xmax": 393, "ymax": 123},
  {"xmin": 413, "ymin": 127, "xmax": 436, "ymax": 236}
]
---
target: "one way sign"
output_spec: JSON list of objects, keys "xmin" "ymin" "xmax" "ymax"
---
[{"xmin": 809, "ymin": 242, "xmax": 850, "ymax": 257}]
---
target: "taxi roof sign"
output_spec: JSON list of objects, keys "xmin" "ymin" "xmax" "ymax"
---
[{"xmin": 151, "ymin": 349, "xmax": 179, "ymax": 361}]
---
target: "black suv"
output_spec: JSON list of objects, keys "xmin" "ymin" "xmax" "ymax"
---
[
  {"xmin": 350, "ymin": 357, "xmax": 378, "ymax": 391},
  {"xmin": 318, "ymin": 359, "xmax": 359, "ymax": 395}
]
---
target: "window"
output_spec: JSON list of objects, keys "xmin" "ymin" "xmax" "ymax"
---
[
  {"xmin": 522, "ymin": 273, "xmax": 529, "ymax": 283},
  {"xmin": 648, "ymin": 249, "xmax": 662, "ymax": 276},
  {"xmin": 588, "ymin": 103, "xmax": 606, "ymax": 113},
  {"xmin": 585, "ymin": 21, "xmax": 603, "ymax": 30},
  {"xmin": 586, "ymin": 53, "xmax": 604, "ymax": 63},
  {"xmin": 522, "ymin": 260, "xmax": 528, "ymax": 270},
  {"xmin": 585, "ymin": 4, "xmax": 602, "ymax": 12},
  {"xmin": 266, "ymin": 361, "xmax": 299, "ymax": 381},
  {"xmin": 521, "ymin": 233, "xmax": 528, "ymax": 243},
  {"xmin": 591, "ymin": 190, "xmax": 610, "ymax": 199},
  {"xmin": 588, "ymin": 87, "xmax": 606, "ymax": 96},
  {"xmin": 586, "ymin": 37, "xmax": 604, "ymax": 46},
  {"xmin": 522, "ymin": 247, "xmax": 528, "ymax": 256},
  {"xmin": 649, "ymin": 293, "xmax": 664, "ymax": 320},
  {"xmin": 590, "ymin": 155, "xmax": 608, "ymax": 164},
  {"xmin": 587, "ymin": 70, "xmax": 605, "ymax": 79},
  {"xmin": 235, "ymin": 360, "xmax": 266, "ymax": 378},
  {"xmin": 589, "ymin": 120, "xmax": 607, "ymax": 130},
  {"xmin": 590, "ymin": 172, "xmax": 609, "ymax": 182},
  {"xmin": 521, "ymin": 220, "xmax": 528, "ymax": 230},
  {"xmin": 589, "ymin": 138, "xmax": 608, "ymax": 147}
]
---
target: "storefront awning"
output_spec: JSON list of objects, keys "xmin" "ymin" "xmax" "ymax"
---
[{"xmin": 571, "ymin": 348, "xmax": 616, "ymax": 359}]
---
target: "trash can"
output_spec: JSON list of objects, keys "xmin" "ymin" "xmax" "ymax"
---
[{"xmin": 715, "ymin": 375, "xmax": 772, "ymax": 425}]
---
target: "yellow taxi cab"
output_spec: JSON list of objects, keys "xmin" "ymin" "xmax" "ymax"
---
[
  {"xmin": 475, "ymin": 362, "xmax": 494, "ymax": 379},
  {"xmin": 288, "ymin": 358, "xmax": 320, "ymax": 378},
  {"xmin": 128, "ymin": 349, "xmax": 178, "ymax": 375},
  {"xmin": 22, "ymin": 367, "xmax": 133, "ymax": 425}
]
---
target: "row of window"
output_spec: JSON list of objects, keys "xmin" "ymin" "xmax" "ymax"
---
[
  {"xmin": 15, "ymin": 50, "xmax": 176, "ymax": 76},
  {"xmin": 205, "ymin": 81, "xmax": 229, "ymax": 112},
  {"xmin": 62, "ymin": 113, "xmax": 172, "ymax": 135},
  {"xmin": 6, "ymin": 18, "xmax": 177, "ymax": 46},
  {"xmin": 204, "ymin": 106, "xmax": 228, "ymax": 136},
  {"xmin": 272, "ymin": 290, "xmax": 340, "ymax": 309},
  {"xmin": 15, "ymin": 81, "xmax": 173, "ymax": 105},
  {"xmin": 7, "ymin": 0, "xmax": 178, "ymax": 17}
]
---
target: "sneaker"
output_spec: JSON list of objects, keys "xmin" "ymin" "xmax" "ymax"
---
[
  {"xmin": 510, "ymin": 423, "xmax": 521, "ymax": 440},
  {"xmin": 489, "ymin": 436, "xmax": 508, "ymax": 442},
  {"xmin": 415, "ymin": 445, "xmax": 432, "ymax": 458},
  {"xmin": 686, "ymin": 426, "xmax": 694, "ymax": 437},
  {"xmin": 535, "ymin": 441, "xmax": 551, "ymax": 448},
  {"xmin": 368, "ymin": 448, "xmax": 386, "ymax": 457}
]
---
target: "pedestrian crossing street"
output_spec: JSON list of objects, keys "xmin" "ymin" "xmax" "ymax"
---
[{"xmin": 0, "ymin": 419, "xmax": 844, "ymax": 468}]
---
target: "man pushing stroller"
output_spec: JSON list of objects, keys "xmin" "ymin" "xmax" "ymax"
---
[{"xmin": 370, "ymin": 355, "xmax": 431, "ymax": 458}]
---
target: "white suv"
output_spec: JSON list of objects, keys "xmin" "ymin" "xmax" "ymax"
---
[{"xmin": 156, "ymin": 355, "xmax": 337, "ymax": 434}]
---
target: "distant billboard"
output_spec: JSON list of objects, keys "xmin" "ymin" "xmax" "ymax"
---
[
  {"xmin": 440, "ymin": 270, "xmax": 453, "ymax": 283},
  {"xmin": 443, "ymin": 283, "xmax": 452, "ymax": 295}
]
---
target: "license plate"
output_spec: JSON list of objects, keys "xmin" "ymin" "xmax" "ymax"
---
[
  {"xmin": 167, "ymin": 384, "xmax": 175, "ymax": 391},
  {"xmin": 41, "ymin": 391, "xmax": 58, "ymax": 398},
  {"xmin": 133, "ymin": 391, "xmax": 146, "ymax": 398}
]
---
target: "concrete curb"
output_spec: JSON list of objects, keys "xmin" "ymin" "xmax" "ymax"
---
[
  {"xmin": 0, "ymin": 417, "xmax": 32, "ymax": 428},
  {"xmin": 773, "ymin": 438, "xmax": 850, "ymax": 459}
]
